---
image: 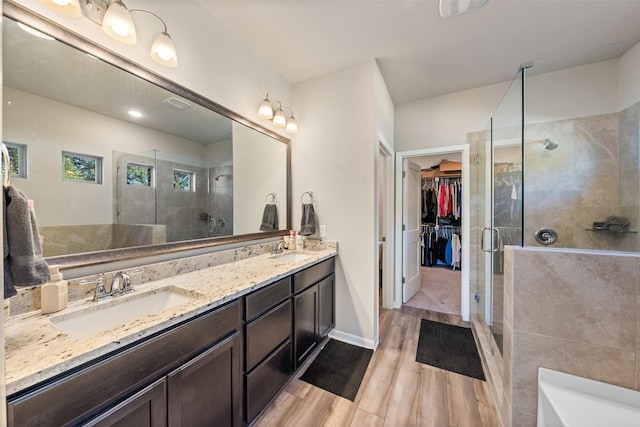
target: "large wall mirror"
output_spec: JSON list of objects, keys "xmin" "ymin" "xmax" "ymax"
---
[{"xmin": 2, "ymin": 4, "xmax": 291, "ymax": 269}]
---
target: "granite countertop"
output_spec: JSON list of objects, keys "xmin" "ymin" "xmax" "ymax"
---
[{"xmin": 4, "ymin": 247, "xmax": 337, "ymax": 395}]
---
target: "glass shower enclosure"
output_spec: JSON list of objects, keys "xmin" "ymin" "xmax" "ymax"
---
[
  {"xmin": 473, "ymin": 67, "xmax": 525, "ymax": 359},
  {"xmin": 115, "ymin": 149, "xmax": 233, "ymax": 249}
]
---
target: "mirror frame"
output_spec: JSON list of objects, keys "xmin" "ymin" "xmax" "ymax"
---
[{"xmin": 3, "ymin": 2, "xmax": 291, "ymax": 270}]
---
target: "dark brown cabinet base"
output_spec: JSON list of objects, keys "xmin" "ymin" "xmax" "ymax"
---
[
  {"xmin": 168, "ymin": 332, "xmax": 242, "ymax": 427},
  {"xmin": 6, "ymin": 256, "xmax": 336, "ymax": 427}
]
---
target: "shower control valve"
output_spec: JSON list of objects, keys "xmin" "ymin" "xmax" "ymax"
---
[{"xmin": 534, "ymin": 228, "xmax": 557, "ymax": 245}]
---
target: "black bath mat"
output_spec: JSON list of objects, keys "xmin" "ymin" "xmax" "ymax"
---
[
  {"xmin": 416, "ymin": 319, "xmax": 485, "ymax": 381},
  {"xmin": 300, "ymin": 339, "xmax": 373, "ymax": 401}
]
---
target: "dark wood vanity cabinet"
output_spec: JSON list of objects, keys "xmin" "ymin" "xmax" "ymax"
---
[
  {"xmin": 6, "ymin": 256, "xmax": 336, "ymax": 427},
  {"xmin": 243, "ymin": 256, "xmax": 336, "ymax": 424},
  {"xmin": 293, "ymin": 258, "xmax": 335, "ymax": 369},
  {"xmin": 82, "ymin": 379, "xmax": 167, "ymax": 427},
  {"xmin": 243, "ymin": 277, "xmax": 293, "ymax": 424},
  {"xmin": 6, "ymin": 301, "xmax": 242, "ymax": 427},
  {"xmin": 167, "ymin": 332, "xmax": 242, "ymax": 427}
]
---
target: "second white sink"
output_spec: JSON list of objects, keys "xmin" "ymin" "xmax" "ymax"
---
[
  {"xmin": 273, "ymin": 252, "xmax": 312, "ymax": 263},
  {"xmin": 50, "ymin": 287, "xmax": 200, "ymax": 340}
]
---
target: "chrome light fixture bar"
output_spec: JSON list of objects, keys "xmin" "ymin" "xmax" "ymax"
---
[
  {"xmin": 39, "ymin": 0, "xmax": 178, "ymax": 67},
  {"xmin": 258, "ymin": 93, "xmax": 298, "ymax": 134}
]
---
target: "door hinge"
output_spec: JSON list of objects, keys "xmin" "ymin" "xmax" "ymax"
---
[
  {"xmin": 402, "ymin": 277, "xmax": 405, "ymax": 284},
  {"xmin": 402, "ymin": 171, "xmax": 406, "ymax": 178},
  {"xmin": 402, "ymin": 224, "xmax": 405, "ymax": 231}
]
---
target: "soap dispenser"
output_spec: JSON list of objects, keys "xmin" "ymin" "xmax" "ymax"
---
[{"xmin": 41, "ymin": 265, "xmax": 68, "ymax": 314}]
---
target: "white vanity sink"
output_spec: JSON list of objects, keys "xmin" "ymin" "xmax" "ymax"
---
[
  {"xmin": 50, "ymin": 287, "xmax": 200, "ymax": 340},
  {"xmin": 272, "ymin": 252, "xmax": 312, "ymax": 263}
]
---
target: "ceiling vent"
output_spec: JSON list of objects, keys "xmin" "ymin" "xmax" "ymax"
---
[{"xmin": 163, "ymin": 97, "xmax": 192, "ymax": 110}]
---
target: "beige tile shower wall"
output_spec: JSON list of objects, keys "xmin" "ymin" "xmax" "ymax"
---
[
  {"xmin": 523, "ymin": 101, "xmax": 640, "ymax": 251},
  {"xmin": 523, "ymin": 112, "xmax": 621, "ymax": 250},
  {"xmin": 40, "ymin": 224, "xmax": 114, "ymax": 257},
  {"xmin": 503, "ymin": 246, "xmax": 640, "ymax": 427}
]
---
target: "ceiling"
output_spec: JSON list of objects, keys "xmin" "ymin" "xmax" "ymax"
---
[{"xmin": 195, "ymin": 0, "xmax": 640, "ymax": 105}]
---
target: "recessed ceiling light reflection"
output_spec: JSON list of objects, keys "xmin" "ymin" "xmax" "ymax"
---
[
  {"xmin": 128, "ymin": 110, "xmax": 144, "ymax": 118},
  {"xmin": 17, "ymin": 22, "xmax": 55, "ymax": 40}
]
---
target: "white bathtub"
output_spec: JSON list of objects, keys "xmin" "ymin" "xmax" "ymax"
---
[{"xmin": 537, "ymin": 368, "xmax": 640, "ymax": 426}]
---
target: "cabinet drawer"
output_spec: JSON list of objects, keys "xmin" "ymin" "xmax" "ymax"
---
[
  {"xmin": 246, "ymin": 340, "xmax": 292, "ymax": 423},
  {"xmin": 7, "ymin": 300, "xmax": 241, "ymax": 427},
  {"xmin": 245, "ymin": 276, "xmax": 291, "ymax": 320},
  {"xmin": 246, "ymin": 300, "xmax": 291, "ymax": 371},
  {"xmin": 293, "ymin": 257, "xmax": 335, "ymax": 294}
]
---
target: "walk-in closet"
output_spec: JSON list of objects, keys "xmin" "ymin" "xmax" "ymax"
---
[{"xmin": 404, "ymin": 156, "xmax": 462, "ymax": 316}]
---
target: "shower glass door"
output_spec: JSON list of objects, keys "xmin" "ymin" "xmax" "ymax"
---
[{"xmin": 481, "ymin": 67, "xmax": 525, "ymax": 358}]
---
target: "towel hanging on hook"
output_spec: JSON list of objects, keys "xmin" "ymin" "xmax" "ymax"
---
[
  {"xmin": 260, "ymin": 192, "xmax": 279, "ymax": 231},
  {"xmin": 300, "ymin": 191, "xmax": 315, "ymax": 236}
]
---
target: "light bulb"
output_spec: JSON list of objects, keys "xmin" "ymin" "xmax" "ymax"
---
[
  {"xmin": 258, "ymin": 97, "xmax": 274, "ymax": 120},
  {"xmin": 272, "ymin": 109, "xmax": 287, "ymax": 127},
  {"xmin": 151, "ymin": 32, "xmax": 178, "ymax": 67},
  {"xmin": 102, "ymin": 1, "xmax": 137, "ymax": 44},
  {"xmin": 39, "ymin": 0, "xmax": 81, "ymax": 17},
  {"xmin": 285, "ymin": 116, "xmax": 298, "ymax": 133}
]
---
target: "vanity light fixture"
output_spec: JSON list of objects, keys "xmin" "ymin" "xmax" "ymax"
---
[
  {"xmin": 41, "ymin": 0, "xmax": 178, "ymax": 67},
  {"xmin": 257, "ymin": 94, "xmax": 298, "ymax": 134}
]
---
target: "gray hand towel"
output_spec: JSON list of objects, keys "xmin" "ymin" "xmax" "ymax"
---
[
  {"xmin": 260, "ymin": 204, "xmax": 279, "ymax": 231},
  {"xmin": 300, "ymin": 203, "xmax": 316, "ymax": 236},
  {"xmin": 4, "ymin": 185, "xmax": 50, "ymax": 296}
]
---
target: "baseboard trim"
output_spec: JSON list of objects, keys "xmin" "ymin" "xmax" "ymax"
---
[{"xmin": 329, "ymin": 329, "xmax": 375, "ymax": 349}]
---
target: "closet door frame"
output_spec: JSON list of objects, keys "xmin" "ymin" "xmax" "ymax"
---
[{"xmin": 394, "ymin": 145, "xmax": 470, "ymax": 322}]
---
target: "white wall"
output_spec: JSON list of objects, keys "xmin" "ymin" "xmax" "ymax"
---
[
  {"xmin": 396, "ymin": 56, "xmax": 628, "ymax": 152},
  {"xmin": 291, "ymin": 60, "xmax": 393, "ymax": 347},
  {"xmin": 233, "ymin": 122, "xmax": 287, "ymax": 234},
  {"xmin": 619, "ymin": 41, "xmax": 640, "ymax": 111},
  {"xmin": 526, "ymin": 59, "xmax": 619, "ymax": 125},
  {"xmin": 395, "ymin": 81, "xmax": 509, "ymax": 151},
  {"xmin": 3, "ymin": 87, "xmax": 204, "ymax": 226}
]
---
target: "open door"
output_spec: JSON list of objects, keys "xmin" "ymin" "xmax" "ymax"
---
[{"xmin": 402, "ymin": 159, "xmax": 421, "ymax": 303}]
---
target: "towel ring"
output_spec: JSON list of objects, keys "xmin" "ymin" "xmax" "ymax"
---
[
  {"xmin": 265, "ymin": 192, "xmax": 277, "ymax": 204},
  {"xmin": 1, "ymin": 142, "xmax": 11, "ymax": 189},
  {"xmin": 301, "ymin": 191, "xmax": 314, "ymax": 204}
]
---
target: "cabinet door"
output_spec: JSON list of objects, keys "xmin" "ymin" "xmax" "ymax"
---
[
  {"xmin": 167, "ymin": 332, "xmax": 242, "ymax": 427},
  {"xmin": 318, "ymin": 274, "xmax": 335, "ymax": 339},
  {"xmin": 82, "ymin": 378, "xmax": 166, "ymax": 427},
  {"xmin": 293, "ymin": 286, "xmax": 318, "ymax": 368}
]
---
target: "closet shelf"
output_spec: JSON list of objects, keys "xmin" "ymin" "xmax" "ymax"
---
[
  {"xmin": 584, "ymin": 228, "xmax": 638, "ymax": 234},
  {"xmin": 421, "ymin": 171, "xmax": 461, "ymax": 179}
]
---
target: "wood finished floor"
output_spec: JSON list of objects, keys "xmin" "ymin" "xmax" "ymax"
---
[{"xmin": 253, "ymin": 306, "xmax": 500, "ymax": 427}]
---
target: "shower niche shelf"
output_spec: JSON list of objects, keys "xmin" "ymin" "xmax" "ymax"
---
[{"xmin": 585, "ymin": 228, "xmax": 638, "ymax": 234}]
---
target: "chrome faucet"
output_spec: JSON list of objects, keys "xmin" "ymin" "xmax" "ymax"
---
[
  {"xmin": 111, "ymin": 271, "xmax": 133, "ymax": 295},
  {"xmin": 272, "ymin": 240, "xmax": 286, "ymax": 255}
]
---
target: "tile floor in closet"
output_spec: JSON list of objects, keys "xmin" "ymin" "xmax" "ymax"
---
[{"xmin": 404, "ymin": 266, "xmax": 461, "ymax": 315}]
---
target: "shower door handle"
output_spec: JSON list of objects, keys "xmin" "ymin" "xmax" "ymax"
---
[{"xmin": 481, "ymin": 227, "xmax": 500, "ymax": 253}]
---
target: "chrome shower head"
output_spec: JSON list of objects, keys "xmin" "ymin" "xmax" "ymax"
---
[
  {"xmin": 214, "ymin": 174, "xmax": 225, "ymax": 181},
  {"xmin": 542, "ymin": 139, "xmax": 558, "ymax": 150}
]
